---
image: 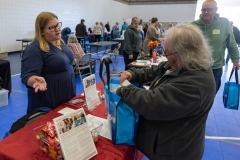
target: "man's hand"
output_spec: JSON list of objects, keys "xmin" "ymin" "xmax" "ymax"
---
[
  {"xmin": 141, "ymin": 51, "xmax": 145, "ymax": 57},
  {"xmin": 120, "ymin": 71, "xmax": 132, "ymax": 83},
  {"xmin": 233, "ymin": 62, "xmax": 240, "ymax": 69},
  {"xmin": 129, "ymin": 54, "xmax": 133, "ymax": 59},
  {"xmin": 33, "ymin": 77, "xmax": 47, "ymax": 93}
]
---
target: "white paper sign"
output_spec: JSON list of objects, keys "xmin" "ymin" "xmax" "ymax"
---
[
  {"xmin": 86, "ymin": 114, "xmax": 111, "ymax": 140},
  {"xmin": 83, "ymin": 74, "xmax": 101, "ymax": 110},
  {"xmin": 53, "ymin": 108, "xmax": 98, "ymax": 160}
]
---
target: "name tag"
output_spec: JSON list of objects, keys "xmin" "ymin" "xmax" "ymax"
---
[{"xmin": 212, "ymin": 29, "xmax": 220, "ymax": 34}]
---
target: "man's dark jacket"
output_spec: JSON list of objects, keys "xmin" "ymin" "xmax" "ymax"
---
[{"xmin": 75, "ymin": 23, "xmax": 87, "ymax": 37}]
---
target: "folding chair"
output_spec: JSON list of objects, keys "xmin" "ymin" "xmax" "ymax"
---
[
  {"xmin": 74, "ymin": 54, "xmax": 92, "ymax": 82},
  {"xmin": 101, "ymin": 56, "xmax": 123, "ymax": 77},
  {"xmin": 107, "ymin": 43, "xmax": 121, "ymax": 63}
]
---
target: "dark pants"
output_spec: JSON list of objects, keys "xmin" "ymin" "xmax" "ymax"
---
[
  {"xmin": 95, "ymin": 35, "xmax": 101, "ymax": 42},
  {"xmin": 123, "ymin": 50, "xmax": 139, "ymax": 70},
  {"xmin": 212, "ymin": 68, "xmax": 223, "ymax": 94}
]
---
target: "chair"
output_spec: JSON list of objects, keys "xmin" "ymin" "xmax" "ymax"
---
[
  {"xmin": 74, "ymin": 54, "xmax": 92, "ymax": 82},
  {"xmin": 101, "ymin": 56, "xmax": 123, "ymax": 77},
  {"xmin": 107, "ymin": 43, "xmax": 121, "ymax": 63}
]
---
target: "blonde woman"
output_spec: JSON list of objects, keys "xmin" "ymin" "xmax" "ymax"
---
[{"xmin": 21, "ymin": 12, "xmax": 76, "ymax": 113}]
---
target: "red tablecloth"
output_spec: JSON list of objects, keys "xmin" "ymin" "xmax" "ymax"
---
[{"xmin": 0, "ymin": 82, "xmax": 138, "ymax": 160}]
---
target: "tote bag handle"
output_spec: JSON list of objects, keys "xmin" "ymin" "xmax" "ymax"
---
[
  {"xmin": 229, "ymin": 68, "xmax": 238, "ymax": 84},
  {"xmin": 99, "ymin": 56, "xmax": 112, "ymax": 90}
]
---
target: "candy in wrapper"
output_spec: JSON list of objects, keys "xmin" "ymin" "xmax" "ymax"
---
[{"xmin": 43, "ymin": 122, "xmax": 56, "ymax": 138}]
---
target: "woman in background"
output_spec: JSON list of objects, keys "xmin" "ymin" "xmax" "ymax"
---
[
  {"xmin": 143, "ymin": 23, "xmax": 148, "ymax": 39},
  {"xmin": 112, "ymin": 22, "xmax": 120, "ymax": 39},
  {"xmin": 142, "ymin": 17, "xmax": 161, "ymax": 55},
  {"xmin": 88, "ymin": 27, "xmax": 93, "ymax": 34},
  {"xmin": 123, "ymin": 17, "xmax": 144, "ymax": 70},
  {"xmin": 67, "ymin": 34, "xmax": 87, "ymax": 67},
  {"xmin": 21, "ymin": 12, "xmax": 76, "ymax": 113},
  {"xmin": 93, "ymin": 22, "xmax": 102, "ymax": 42}
]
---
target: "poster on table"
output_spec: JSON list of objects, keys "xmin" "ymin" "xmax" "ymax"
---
[
  {"xmin": 83, "ymin": 74, "xmax": 101, "ymax": 110},
  {"xmin": 53, "ymin": 108, "xmax": 97, "ymax": 160}
]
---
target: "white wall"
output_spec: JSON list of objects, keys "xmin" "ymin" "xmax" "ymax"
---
[
  {"xmin": 0, "ymin": 0, "xmax": 129, "ymax": 52},
  {"xmin": 129, "ymin": 4, "xmax": 197, "ymax": 23},
  {"xmin": 0, "ymin": 0, "xmax": 197, "ymax": 52}
]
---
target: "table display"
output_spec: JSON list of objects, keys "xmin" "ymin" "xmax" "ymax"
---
[{"xmin": 0, "ymin": 82, "xmax": 136, "ymax": 160}]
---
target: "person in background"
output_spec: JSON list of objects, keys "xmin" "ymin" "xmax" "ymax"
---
[
  {"xmin": 226, "ymin": 21, "xmax": 240, "ymax": 63},
  {"xmin": 142, "ymin": 17, "xmax": 161, "ymax": 55},
  {"xmin": 158, "ymin": 23, "xmax": 165, "ymax": 38},
  {"xmin": 75, "ymin": 19, "xmax": 88, "ymax": 38},
  {"xmin": 88, "ymin": 27, "xmax": 93, "ymax": 34},
  {"xmin": 112, "ymin": 22, "xmax": 120, "ymax": 39},
  {"xmin": 114, "ymin": 23, "xmax": 215, "ymax": 160},
  {"xmin": 105, "ymin": 21, "xmax": 110, "ymax": 32},
  {"xmin": 93, "ymin": 22, "xmax": 102, "ymax": 42},
  {"xmin": 143, "ymin": 23, "xmax": 148, "ymax": 38},
  {"xmin": 67, "ymin": 34, "xmax": 87, "ymax": 72},
  {"xmin": 100, "ymin": 22, "xmax": 108, "ymax": 41},
  {"xmin": 21, "ymin": 12, "xmax": 76, "ymax": 113},
  {"xmin": 138, "ymin": 24, "xmax": 144, "ymax": 41},
  {"xmin": 122, "ymin": 17, "xmax": 144, "ymax": 70},
  {"xmin": 192, "ymin": 0, "xmax": 239, "ymax": 93},
  {"xmin": 168, "ymin": 22, "xmax": 173, "ymax": 29},
  {"xmin": 121, "ymin": 21, "xmax": 128, "ymax": 35}
]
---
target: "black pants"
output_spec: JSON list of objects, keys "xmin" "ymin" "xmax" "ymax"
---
[
  {"xmin": 95, "ymin": 35, "xmax": 101, "ymax": 42},
  {"xmin": 123, "ymin": 50, "xmax": 139, "ymax": 70}
]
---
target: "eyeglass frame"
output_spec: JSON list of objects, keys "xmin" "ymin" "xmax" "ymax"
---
[
  {"xmin": 163, "ymin": 49, "xmax": 178, "ymax": 57},
  {"xmin": 44, "ymin": 22, "xmax": 62, "ymax": 32},
  {"xmin": 201, "ymin": 7, "xmax": 217, "ymax": 12}
]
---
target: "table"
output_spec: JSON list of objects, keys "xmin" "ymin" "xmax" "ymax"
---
[
  {"xmin": 16, "ymin": 38, "xmax": 33, "ymax": 57},
  {"xmin": 0, "ymin": 60, "xmax": 11, "ymax": 96},
  {"xmin": 85, "ymin": 41, "xmax": 119, "ymax": 60},
  {"xmin": 127, "ymin": 56, "xmax": 167, "ymax": 69},
  {"xmin": 0, "ymin": 82, "xmax": 137, "ymax": 160}
]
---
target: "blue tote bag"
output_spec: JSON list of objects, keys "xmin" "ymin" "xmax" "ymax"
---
[
  {"xmin": 223, "ymin": 68, "xmax": 239, "ymax": 110},
  {"xmin": 99, "ymin": 57, "xmax": 139, "ymax": 145}
]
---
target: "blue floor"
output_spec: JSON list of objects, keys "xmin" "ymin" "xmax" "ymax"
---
[{"xmin": 1, "ymin": 52, "xmax": 240, "ymax": 160}]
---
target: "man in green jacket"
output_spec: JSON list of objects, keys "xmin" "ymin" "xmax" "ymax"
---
[{"xmin": 192, "ymin": 0, "xmax": 239, "ymax": 93}]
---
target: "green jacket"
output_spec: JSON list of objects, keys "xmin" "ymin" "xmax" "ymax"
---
[{"xmin": 192, "ymin": 14, "xmax": 239, "ymax": 69}]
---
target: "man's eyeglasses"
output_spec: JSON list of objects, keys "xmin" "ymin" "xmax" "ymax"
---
[
  {"xmin": 163, "ymin": 50, "xmax": 178, "ymax": 57},
  {"xmin": 201, "ymin": 7, "xmax": 216, "ymax": 12},
  {"xmin": 46, "ymin": 22, "xmax": 62, "ymax": 32}
]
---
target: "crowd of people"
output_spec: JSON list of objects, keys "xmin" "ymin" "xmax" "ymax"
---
[{"xmin": 20, "ymin": 0, "xmax": 239, "ymax": 159}]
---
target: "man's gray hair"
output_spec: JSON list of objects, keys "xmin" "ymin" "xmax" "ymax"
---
[
  {"xmin": 203, "ymin": 0, "xmax": 217, "ymax": 7},
  {"xmin": 68, "ymin": 34, "xmax": 78, "ymax": 43},
  {"xmin": 165, "ymin": 23, "xmax": 213, "ymax": 70}
]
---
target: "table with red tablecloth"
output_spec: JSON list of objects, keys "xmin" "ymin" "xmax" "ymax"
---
[{"xmin": 0, "ymin": 82, "xmax": 139, "ymax": 160}]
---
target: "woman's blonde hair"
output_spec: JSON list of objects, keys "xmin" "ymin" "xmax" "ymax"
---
[
  {"xmin": 165, "ymin": 23, "xmax": 213, "ymax": 70},
  {"xmin": 35, "ymin": 12, "xmax": 63, "ymax": 52}
]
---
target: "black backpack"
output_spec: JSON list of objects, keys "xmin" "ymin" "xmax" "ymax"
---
[{"xmin": 4, "ymin": 107, "xmax": 51, "ymax": 138}]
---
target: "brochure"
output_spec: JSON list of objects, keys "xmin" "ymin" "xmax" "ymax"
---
[
  {"xmin": 83, "ymin": 74, "xmax": 101, "ymax": 110},
  {"xmin": 53, "ymin": 108, "xmax": 97, "ymax": 160}
]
